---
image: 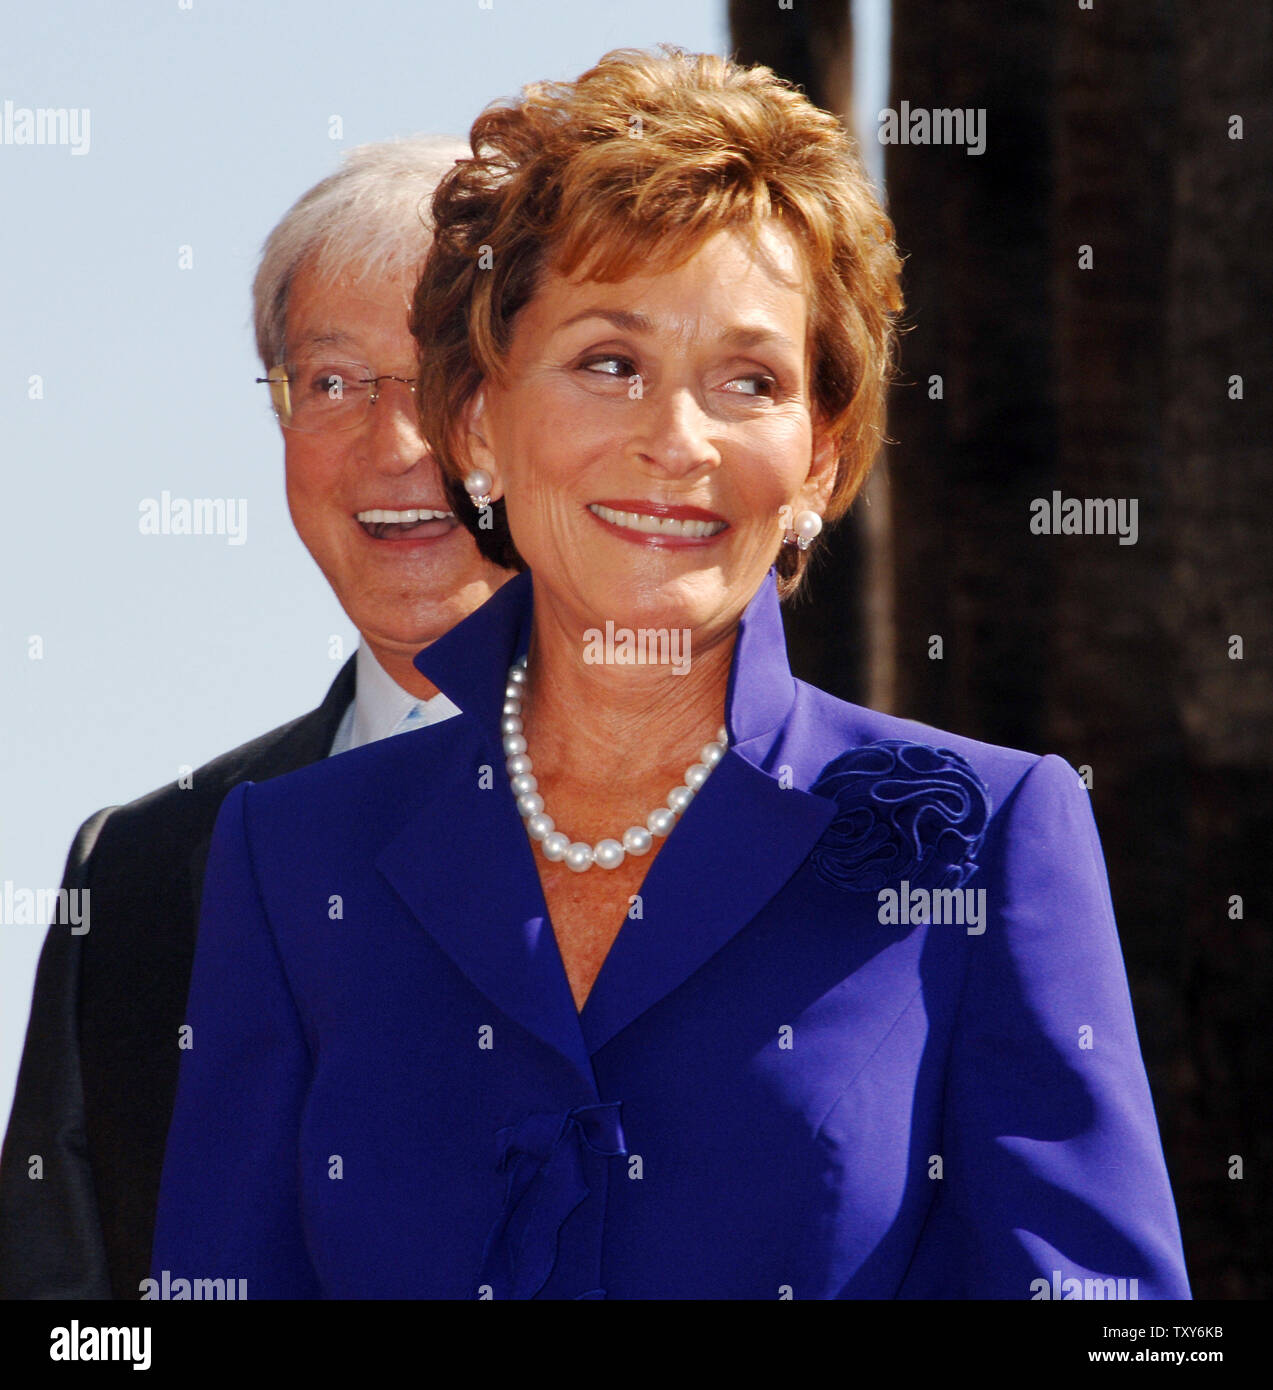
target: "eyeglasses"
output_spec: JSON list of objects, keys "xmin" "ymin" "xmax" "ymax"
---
[{"xmin": 256, "ymin": 359, "xmax": 419, "ymax": 432}]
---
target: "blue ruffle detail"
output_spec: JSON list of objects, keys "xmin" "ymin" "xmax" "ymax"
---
[{"xmin": 808, "ymin": 740, "xmax": 991, "ymax": 893}]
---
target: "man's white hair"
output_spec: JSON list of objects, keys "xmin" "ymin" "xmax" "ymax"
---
[{"xmin": 252, "ymin": 134, "xmax": 468, "ymax": 369}]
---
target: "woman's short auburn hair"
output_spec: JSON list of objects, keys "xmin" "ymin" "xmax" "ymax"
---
[{"xmin": 411, "ymin": 45, "xmax": 902, "ymax": 596}]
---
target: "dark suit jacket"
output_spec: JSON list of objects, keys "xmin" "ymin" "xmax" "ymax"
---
[{"xmin": 0, "ymin": 659, "xmax": 355, "ymax": 1299}]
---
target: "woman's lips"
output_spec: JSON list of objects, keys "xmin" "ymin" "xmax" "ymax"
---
[
  {"xmin": 587, "ymin": 501, "xmax": 728, "ymax": 543},
  {"xmin": 354, "ymin": 507, "xmax": 457, "ymax": 541}
]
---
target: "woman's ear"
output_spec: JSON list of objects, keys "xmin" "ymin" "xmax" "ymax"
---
[
  {"xmin": 459, "ymin": 387, "xmax": 504, "ymax": 501},
  {"xmin": 798, "ymin": 424, "xmax": 839, "ymax": 518}
]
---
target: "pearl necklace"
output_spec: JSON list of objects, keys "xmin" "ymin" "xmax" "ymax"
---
[{"xmin": 501, "ymin": 656, "xmax": 729, "ymax": 873}]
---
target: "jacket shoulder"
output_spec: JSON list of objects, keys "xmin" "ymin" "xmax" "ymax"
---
[
  {"xmin": 61, "ymin": 805, "xmax": 116, "ymax": 887},
  {"xmin": 790, "ymin": 681, "xmax": 1055, "ymax": 811},
  {"xmin": 88, "ymin": 661, "xmax": 356, "ymax": 848},
  {"xmin": 106, "ymin": 712, "xmax": 316, "ymax": 828}
]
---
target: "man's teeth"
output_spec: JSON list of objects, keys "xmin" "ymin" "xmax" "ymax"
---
[
  {"xmin": 588, "ymin": 503, "xmax": 726, "ymax": 538},
  {"xmin": 355, "ymin": 508, "xmax": 455, "ymax": 523}
]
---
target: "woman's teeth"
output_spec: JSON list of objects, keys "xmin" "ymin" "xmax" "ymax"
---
[
  {"xmin": 588, "ymin": 503, "xmax": 726, "ymax": 538},
  {"xmin": 356, "ymin": 508, "xmax": 454, "ymax": 523}
]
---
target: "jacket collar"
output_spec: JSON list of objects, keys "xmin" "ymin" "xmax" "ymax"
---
[
  {"xmin": 411, "ymin": 568, "xmax": 799, "ymax": 755},
  {"xmin": 379, "ymin": 570, "xmax": 835, "ymax": 1084},
  {"xmin": 412, "ymin": 569, "xmax": 535, "ymax": 736}
]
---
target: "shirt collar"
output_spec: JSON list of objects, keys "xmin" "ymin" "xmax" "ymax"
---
[
  {"xmin": 413, "ymin": 568, "xmax": 797, "ymax": 759},
  {"xmin": 343, "ymin": 640, "xmax": 460, "ymax": 753}
]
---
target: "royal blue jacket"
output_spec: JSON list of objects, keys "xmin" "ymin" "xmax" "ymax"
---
[{"xmin": 151, "ymin": 570, "xmax": 1190, "ymax": 1299}]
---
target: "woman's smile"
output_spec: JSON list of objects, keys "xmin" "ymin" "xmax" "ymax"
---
[{"xmin": 586, "ymin": 500, "xmax": 729, "ymax": 545}]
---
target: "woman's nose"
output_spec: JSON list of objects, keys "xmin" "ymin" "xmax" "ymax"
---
[{"xmin": 630, "ymin": 383, "xmax": 721, "ymax": 478}]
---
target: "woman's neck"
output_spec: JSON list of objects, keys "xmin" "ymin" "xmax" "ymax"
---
[{"xmin": 516, "ymin": 601, "xmax": 735, "ymax": 816}]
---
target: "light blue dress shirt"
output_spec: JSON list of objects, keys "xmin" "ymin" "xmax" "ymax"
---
[{"xmin": 327, "ymin": 642, "xmax": 461, "ymax": 756}]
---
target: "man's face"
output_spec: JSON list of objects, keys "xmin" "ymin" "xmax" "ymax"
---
[{"xmin": 281, "ymin": 257, "xmax": 509, "ymax": 666}]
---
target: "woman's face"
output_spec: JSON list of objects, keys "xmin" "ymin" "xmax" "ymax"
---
[{"xmin": 465, "ymin": 222, "xmax": 835, "ymax": 650}]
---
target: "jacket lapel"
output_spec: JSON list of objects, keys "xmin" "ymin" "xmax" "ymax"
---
[
  {"xmin": 373, "ymin": 721, "xmax": 596, "ymax": 1090},
  {"xmin": 579, "ymin": 752, "xmax": 835, "ymax": 1053},
  {"xmin": 578, "ymin": 572, "xmax": 838, "ymax": 1052},
  {"xmin": 377, "ymin": 575, "xmax": 597, "ymax": 1088}
]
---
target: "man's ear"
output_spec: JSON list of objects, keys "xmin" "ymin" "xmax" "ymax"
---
[{"xmin": 459, "ymin": 386, "xmax": 503, "ymax": 500}]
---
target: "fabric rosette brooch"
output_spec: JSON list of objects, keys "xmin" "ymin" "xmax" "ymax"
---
[{"xmin": 808, "ymin": 740, "xmax": 991, "ymax": 893}]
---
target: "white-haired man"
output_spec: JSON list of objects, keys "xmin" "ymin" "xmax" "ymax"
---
[{"xmin": 0, "ymin": 138, "xmax": 511, "ymax": 1299}]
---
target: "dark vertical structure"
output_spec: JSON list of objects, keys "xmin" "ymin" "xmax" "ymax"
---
[
  {"xmin": 731, "ymin": 0, "xmax": 1272, "ymax": 1296},
  {"xmin": 886, "ymin": 1, "xmax": 1058, "ymax": 749},
  {"xmin": 1153, "ymin": 1, "xmax": 1273, "ymax": 1300},
  {"xmin": 729, "ymin": 0, "xmax": 868, "ymax": 700}
]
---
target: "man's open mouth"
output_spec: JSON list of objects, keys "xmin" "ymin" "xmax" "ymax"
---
[{"xmin": 355, "ymin": 507, "xmax": 456, "ymax": 540}]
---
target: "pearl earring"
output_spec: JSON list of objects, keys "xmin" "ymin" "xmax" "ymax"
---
[
  {"xmin": 464, "ymin": 469, "xmax": 493, "ymax": 509},
  {"xmin": 784, "ymin": 509, "xmax": 823, "ymax": 551}
]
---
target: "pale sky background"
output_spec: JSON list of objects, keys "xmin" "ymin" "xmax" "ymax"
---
[{"xmin": 0, "ymin": 0, "xmax": 888, "ymax": 1134}]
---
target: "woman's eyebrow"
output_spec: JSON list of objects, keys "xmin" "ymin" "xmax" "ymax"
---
[
  {"xmin": 556, "ymin": 308, "xmax": 796, "ymax": 353},
  {"xmin": 719, "ymin": 325, "xmax": 799, "ymax": 352},
  {"xmin": 557, "ymin": 307, "xmax": 653, "ymax": 334}
]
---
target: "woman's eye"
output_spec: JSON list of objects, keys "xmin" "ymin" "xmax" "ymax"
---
[
  {"xmin": 579, "ymin": 355, "xmax": 634, "ymax": 378},
  {"xmin": 723, "ymin": 374, "xmax": 777, "ymax": 397}
]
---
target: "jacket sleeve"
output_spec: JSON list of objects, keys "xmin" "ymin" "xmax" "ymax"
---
[
  {"xmin": 0, "ymin": 808, "xmax": 114, "ymax": 1299},
  {"xmin": 897, "ymin": 753, "xmax": 1191, "ymax": 1299},
  {"xmin": 150, "ymin": 782, "xmax": 321, "ymax": 1298}
]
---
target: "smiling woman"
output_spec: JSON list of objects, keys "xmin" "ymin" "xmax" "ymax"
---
[
  {"xmin": 415, "ymin": 52, "xmax": 900, "ymax": 602},
  {"xmin": 460, "ymin": 225, "xmax": 828, "ymax": 660},
  {"xmin": 151, "ymin": 46, "xmax": 1191, "ymax": 1300}
]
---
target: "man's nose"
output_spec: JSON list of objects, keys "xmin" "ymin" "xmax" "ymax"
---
[{"xmin": 364, "ymin": 380, "xmax": 426, "ymax": 472}]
